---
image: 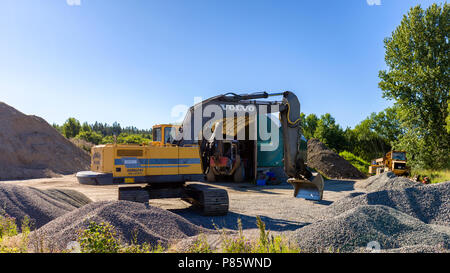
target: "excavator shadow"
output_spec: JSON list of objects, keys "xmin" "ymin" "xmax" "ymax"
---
[
  {"xmin": 204, "ymin": 178, "xmax": 358, "ymax": 195},
  {"xmin": 315, "ymin": 200, "xmax": 333, "ymax": 205},
  {"xmin": 323, "ymin": 179, "xmax": 358, "ymax": 192},
  {"xmin": 202, "ymin": 181, "xmax": 297, "ymax": 195},
  {"xmin": 169, "ymin": 208, "xmax": 308, "ymax": 232}
]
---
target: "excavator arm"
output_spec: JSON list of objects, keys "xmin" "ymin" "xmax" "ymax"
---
[{"xmin": 279, "ymin": 92, "xmax": 324, "ymax": 200}]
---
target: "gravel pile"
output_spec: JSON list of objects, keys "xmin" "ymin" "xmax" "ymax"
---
[
  {"xmin": 0, "ymin": 184, "xmax": 91, "ymax": 229},
  {"xmin": 290, "ymin": 205, "xmax": 450, "ymax": 252},
  {"xmin": 307, "ymin": 138, "xmax": 366, "ymax": 179},
  {"xmin": 356, "ymin": 172, "xmax": 420, "ymax": 192},
  {"xmin": 379, "ymin": 245, "xmax": 450, "ymax": 253},
  {"xmin": 30, "ymin": 201, "xmax": 210, "ymax": 251},
  {"xmin": 326, "ymin": 182, "xmax": 450, "ymax": 226},
  {"xmin": 0, "ymin": 102, "xmax": 90, "ymax": 180}
]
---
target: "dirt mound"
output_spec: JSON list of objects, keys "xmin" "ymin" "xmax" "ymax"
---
[
  {"xmin": 290, "ymin": 205, "xmax": 450, "ymax": 252},
  {"xmin": 307, "ymin": 139, "xmax": 366, "ymax": 179},
  {"xmin": 327, "ymin": 182, "xmax": 450, "ymax": 226},
  {"xmin": 0, "ymin": 102, "xmax": 90, "ymax": 180},
  {"xmin": 0, "ymin": 184, "xmax": 92, "ymax": 229},
  {"xmin": 30, "ymin": 201, "xmax": 209, "ymax": 251},
  {"xmin": 356, "ymin": 172, "xmax": 420, "ymax": 192}
]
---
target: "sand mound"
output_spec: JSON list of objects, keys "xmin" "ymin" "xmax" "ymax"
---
[
  {"xmin": 327, "ymin": 182, "xmax": 450, "ymax": 226},
  {"xmin": 307, "ymin": 139, "xmax": 366, "ymax": 179},
  {"xmin": 290, "ymin": 205, "xmax": 450, "ymax": 252},
  {"xmin": 0, "ymin": 184, "xmax": 91, "ymax": 229},
  {"xmin": 356, "ymin": 172, "xmax": 420, "ymax": 192},
  {"xmin": 30, "ymin": 201, "xmax": 209, "ymax": 251},
  {"xmin": 0, "ymin": 102, "xmax": 90, "ymax": 180}
]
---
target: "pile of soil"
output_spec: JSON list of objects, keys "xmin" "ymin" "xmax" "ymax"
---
[
  {"xmin": 30, "ymin": 201, "xmax": 210, "ymax": 251},
  {"xmin": 0, "ymin": 102, "xmax": 90, "ymax": 180},
  {"xmin": 307, "ymin": 139, "xmax": 366, "ymax": 179},
  {"xmin": 355, "ymin": 172, "xmax": 420, "ymax": 192},
  {"xmin": 326, "ymin": 182, "xmax": 450, "ymax": 226},
  {"xmin": 290, "ymin": 205, "xmax": 450, "ymax": 252},
  {"xmin": 0, "ymin": 184, "xmax": 92, "ymax": 229}
]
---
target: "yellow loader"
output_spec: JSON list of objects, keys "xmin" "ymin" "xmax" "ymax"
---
[{"xmin": 369, "ymin": 150, "xmax": 409, "ymax": 176}]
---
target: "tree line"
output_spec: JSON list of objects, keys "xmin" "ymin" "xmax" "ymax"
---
[
  {"xmin": 52, "ymin": 119, "xmax": 153, "ymax": 145},
  {"xmin": 304, "ymin": 3, "xmax": 449, "ymax": 170},
  {"xmin": 300, "ymin": 108, "xmax": 399, "ymax": 163}
]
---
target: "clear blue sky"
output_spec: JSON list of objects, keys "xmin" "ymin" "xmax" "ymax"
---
[{"xmin": 0, "ymin": 0, "xmax": 442, "ymax": 130}]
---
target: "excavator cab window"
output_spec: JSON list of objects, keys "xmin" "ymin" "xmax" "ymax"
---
[
  {"xmin": 164, "ymin": 127, "xmax": 175, "ymax": 144},
  {"xmin": 153, "ymin": 127, "xmax": 162, "ymax": 142}
]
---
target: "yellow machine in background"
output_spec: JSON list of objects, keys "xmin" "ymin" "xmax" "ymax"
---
[{"xmin": 369, "ymin": 150, "xmax": 409, "ymax": 176}]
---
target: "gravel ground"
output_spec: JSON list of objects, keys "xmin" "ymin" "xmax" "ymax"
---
[
  {"xmin": 2, "ymin": 176, "xmax": 359, "ymax": 231},
  {"xmin": 5, "ymin": 175, "xmax": 450, "ymax": 253},
  {"xmin": 289, "ymin": 205, "xmax": 450, "ymax": 252},
  {"xmin": 170, "ymin": 180, "xmax": 357, "ymax": 232},
  {"xmin": 0, "ymin": 183, "xmax": 91, "ymax": 229},
  {"xmin": 30, "ymin": 200, "xmax": 210, "ymax": 251},
  {"xmin": 326, "ymin": 181, "xmax": 450, "ymax": 226},
  {"xmin": 355, "ymin": 172, "xmax": 421, "ymax": 192}
]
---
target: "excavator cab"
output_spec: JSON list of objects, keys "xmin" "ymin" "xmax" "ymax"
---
[{"xmin": 152, "ymin": 124, "xmax": 179, "ymax": 145}]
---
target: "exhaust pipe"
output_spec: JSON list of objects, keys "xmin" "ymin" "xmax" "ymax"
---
[{"xmin": 288, "ymin": 172, "xmax": 324, "ymax": 201}]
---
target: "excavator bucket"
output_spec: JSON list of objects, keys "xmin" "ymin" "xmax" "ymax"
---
[{"xmin": 288, "ymin": 172, "xmax": 324, "ymax": 201}]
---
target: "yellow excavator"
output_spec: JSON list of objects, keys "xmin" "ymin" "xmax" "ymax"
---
[{"xmin": 77, "ymin": 91, "xmax": 324, "ymax": 215}]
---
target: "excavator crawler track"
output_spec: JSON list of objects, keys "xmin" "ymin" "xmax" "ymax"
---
[
  {"xmin": 118, "ymin": 186, "xmax": 150, "ymax": 203},
  {"xmin": 184, "ymin": 183, "xmax": 229, "ymax": 216}
]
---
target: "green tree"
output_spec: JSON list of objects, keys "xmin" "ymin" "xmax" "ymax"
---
[
  {"xmin": 76, "ymin": 131, "xmax": 103, "ymax": 145},
  {"xmin": 346, "ymin": 118, "xmax": 390, "ymax": 161},
  {"xmin": 313, "ymin": 113, "xmax": 346, "ymax": 152},
  {"xmin": 81, "ymin": 122, "xmax": 92, "ymax": 133},
  {"xmin": 446, "ymin": 95, "xmax": 450, "ymax": 133},
  {"xmin": 62, "ymin": 118, "xmax": 81, "ymax": 139},
  {"xmin": 368, "ymin": 106, "xmax": 403, "ymax": 145},
  {"xmin": 378, "ymin": 3, "xmax": 450, "ymax": 169},
  {"xmin": 100, "ymin": 133, "xmax": 151, "ymax": 145},
  {"xmin": 52, "ymin": 123, "xmax": 62, "ymax": 134},
  {"xmin": 343, "ymin": 107, "xmax": 402, "ymax": 161},
  {"xmin": 302, "ymin": 113, "xmax": 319, "ymax": 140}
]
